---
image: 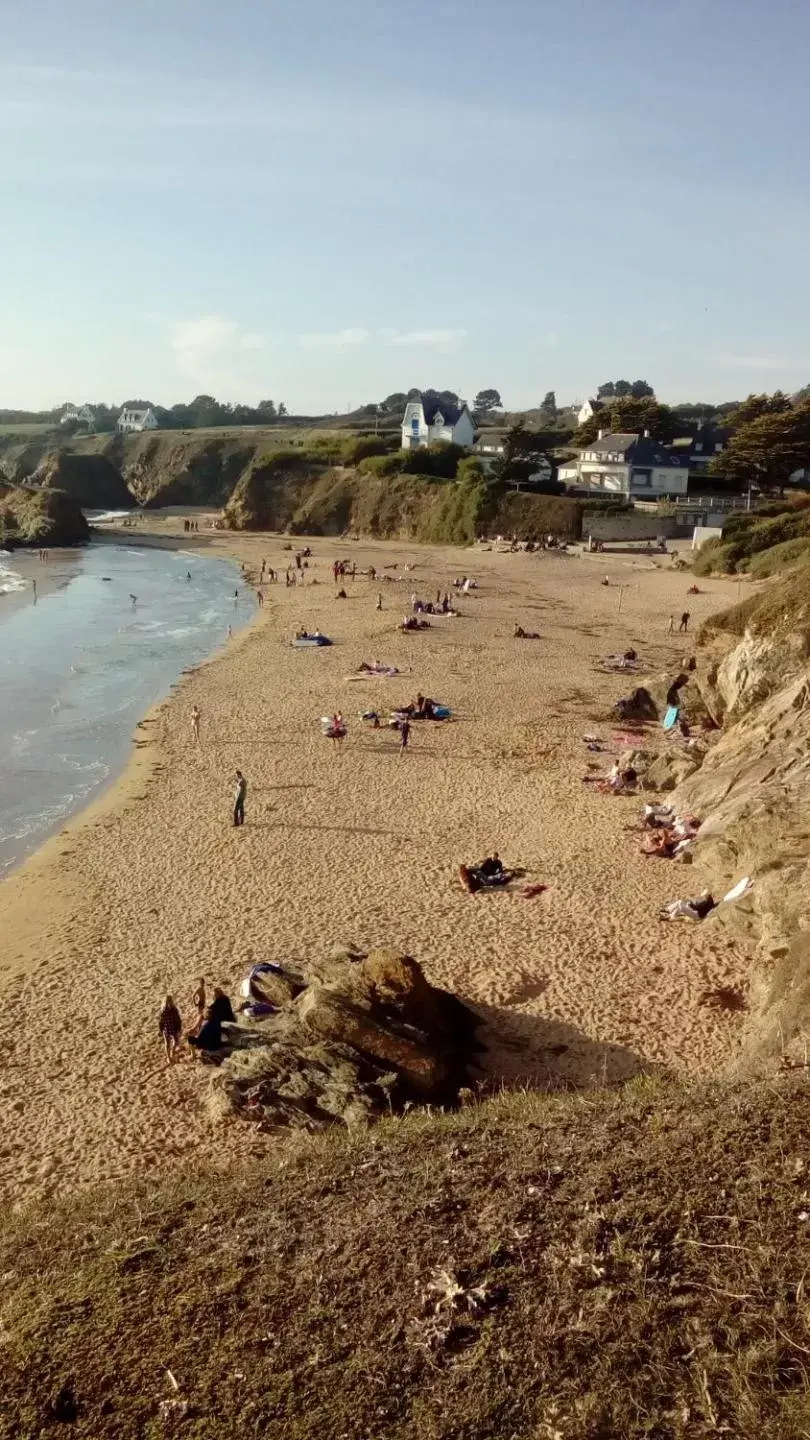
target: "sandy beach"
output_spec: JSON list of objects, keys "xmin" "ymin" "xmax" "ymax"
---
[{"xmin": 0, "ymin": 526, "xmax": 752, "ymax": 1204}]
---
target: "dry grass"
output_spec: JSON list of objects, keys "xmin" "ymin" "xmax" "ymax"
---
[{"xmin": 4, "ymin": 1077, "xmax": 810, "ymax": 1438}]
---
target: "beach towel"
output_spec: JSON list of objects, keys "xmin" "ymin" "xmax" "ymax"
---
[
  {"xmin": 663, "ymin": 705, "xmax": 679, "ymax": 731},
  {"xmin": 722, "ymin": 876, "xmax": 753, "ymax": 904}
]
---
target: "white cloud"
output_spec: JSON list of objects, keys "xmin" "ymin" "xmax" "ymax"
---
[
  {"xmin": 296, "ymin": 328, "xmax": 370, "ymax": 350},
  {"xmin": 385, "ymin": 328, "xmax": 466, "ymax": 350},
  {"xmin": 169, "ymin": 315, "xmax": 265, "ymax": 375}
]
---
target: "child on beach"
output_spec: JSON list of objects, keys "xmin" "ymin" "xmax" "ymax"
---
[
  {"xmin": 158, "ymin": 995, "xmax": 183, "ymax": 1064},
  {"xmin": 190, "ymin": 705, "xmax": 201, "ymax": 743},
  {"xmin": 192, "ymin": 977, "xmax": 207, "ymax": 1032}
]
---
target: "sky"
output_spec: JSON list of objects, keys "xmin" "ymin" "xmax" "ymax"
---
[{"xmin": 1, "ymin": 0, "xmax": 809, "ymax": 413}]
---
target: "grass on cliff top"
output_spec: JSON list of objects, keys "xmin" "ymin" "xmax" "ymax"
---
[
  {"xmin": 700, "ymin": 562, "xmax": 810, "ymax": 644},
  {"xmin": 4, "ymin": 1076, "xmax": 810, "ymax": 1439}
]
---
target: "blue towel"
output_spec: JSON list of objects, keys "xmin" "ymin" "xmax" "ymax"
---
[{"xmin": 663, "ymin": 705, "xmax": 679, "ymax": 731}]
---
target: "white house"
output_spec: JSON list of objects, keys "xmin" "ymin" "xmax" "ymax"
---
[
  {"xmin": 577, "ymin": 398, "xmax": 603, "ymax": 426},
  {"xmin": 401, "ymin": 397, "xmax": 475, "ymax": 450},
  {"xmin": 117, "ymin": 406, "xmax": 159, "ymax": 434},
  {"xmin": 560, "ymin": 431, "xmax": 690, "ymax": 499},
  {"xmin": 61, "ymin": 405, "xmax": 96, "ymax": 427}
]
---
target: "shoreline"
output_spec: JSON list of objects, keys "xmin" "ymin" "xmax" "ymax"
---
[
  {"xmin": 0, "ymin": 523, "xmax": 755, "ymax": 1204},
  {"xmin": 0, "ymin": 532, "xmax": 259, "ymax": 883}
]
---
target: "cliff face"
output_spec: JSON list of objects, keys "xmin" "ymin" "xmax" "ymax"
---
[
  {"xmin": 672, "ymin": 570, "xmax": 810, "ymax": 1066},
  {"xmin": 0, "ymin": 483, "xmax": 90, "ymax": 546},
  {"xmin": 224, "ymin": 462, "xmax": 583, "ymax": 543},
  {"xmin": 31, "ymin": 451, "xmax": 135, "ymax": 510}
]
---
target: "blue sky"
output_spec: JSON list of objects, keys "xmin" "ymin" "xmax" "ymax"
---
[{"xmin": 2, "ymin": 0, "xmax": 809, "ymax": 412}]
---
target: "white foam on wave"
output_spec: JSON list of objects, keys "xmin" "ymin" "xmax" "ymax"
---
[{"xmin": 0, "ymin": 558, "xmax": 27, "ymax": 595}]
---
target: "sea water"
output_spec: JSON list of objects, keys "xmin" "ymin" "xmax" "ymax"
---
[{"xmin": 0, "ymin": 542, "xmax": 255, "ymax": 876}]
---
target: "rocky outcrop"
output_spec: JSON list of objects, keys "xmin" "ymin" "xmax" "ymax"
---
[
  {"xmin": 31, "ymin": 451, "xmax": 135, "ymax": 510},
  {"xmin": 0, "ymin": 483, "xmax": 90, "ymax": 547},
  {"xmin": 208, "ymin": 947, "xmax": 482, "ymax": 1132},
  {"xmin": 671, "ymin": 572, "xmax": 810, "ymax": 1064}
]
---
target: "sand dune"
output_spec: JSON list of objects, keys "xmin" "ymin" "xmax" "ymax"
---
[{"xmin": 0, "ymin": 532, "xmax": 752, "ymax": 1203}]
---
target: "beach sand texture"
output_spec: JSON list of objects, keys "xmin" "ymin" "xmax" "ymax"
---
[{"xmin": 0, "ymin": 534, "xmax": 751, "ymax": 1203}]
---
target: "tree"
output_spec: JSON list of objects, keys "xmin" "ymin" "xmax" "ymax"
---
[
  {"xmin": 538, "ymin": 390, "xmax": 557, "ymax": 422},
  {"xmin": 574, "ymin": 397, "xmax": 676, "ymax": 446},
  {"xmin": 630, "ymin": 379, "xmax": 654, "ymax": 399},
  {"xmin": 493, "ymin": 423, "xmax": 560, "ymax": 488},
  {"xmin": 727, "ymin": 391, "xmax": 792, "ymax": 429},
  {"xmin": 278, "ymin": 402, "xmax": 288, "ymax": 418},
  {"xmin": 597, "ymin": 379, "xmax": 654, "ymax": 401},
  {"xmin": 380, "ymin": 392, "xmax": 408, "ymax": 413},
  {"xmin": 473, "ymin": 388, "xmax": 503, "ymax": 417},
  {"xmin": 422, "ymin": 388, "xmax": 460, "ymax": 411},
  {"xmin": 597, "ymin": 382, "xmax": 616, "ymax": 400},
  {"xmin": 256, "ymin": 399, "xmax": 277, "ymax": 421},
  {"xmin": 710, "ymin": 400, "xmax": 810, "ymax": 494}
]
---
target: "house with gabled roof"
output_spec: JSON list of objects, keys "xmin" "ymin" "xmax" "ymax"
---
[
  {"xmin": 401, "ymin": 396, "xmax": 475, "ymax": 450},
  {"xmin": 559, "ymin": 430, "xmax": 690, "ymax": 498},
  {"xmin": 117, "ymin": 406, "xmax": 159, "ymax": 434}
]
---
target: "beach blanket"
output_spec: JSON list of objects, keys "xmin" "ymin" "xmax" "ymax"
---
[
  {"xmin": 663, "ymin": 705, "xmax": 680, "ymax": 731},
  {"xmin": 292, "ymin": 634, "xmax": 332, "ymax": 648}
]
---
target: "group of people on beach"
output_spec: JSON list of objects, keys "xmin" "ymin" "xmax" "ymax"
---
[
  {"xmin": 158, "ymin": 979, "xmax": 236, "ymax": 1064},
  {"xmin": 182, "ymin": 519, "xmax": 200, "ymax": 533}
]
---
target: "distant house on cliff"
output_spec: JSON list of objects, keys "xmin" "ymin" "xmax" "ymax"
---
[
  {"xmin": 117, "ymin": 406, "xmax": 159, "ymax": 434},
  {"xmin": 60, "ymin": 405, "xmax": 96, "ymax": 428},
  {"xmin": 560, "ymin": 430, "xmax": 690, "ymax": 498},
  {"xmin": 401, "ymin": 396, "xmax": 475, "ymax": 450}
]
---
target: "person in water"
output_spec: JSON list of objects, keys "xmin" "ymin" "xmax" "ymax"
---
[{"xmin": 158, "ymin": 995, "xmax": 183, "ymax": 1064}]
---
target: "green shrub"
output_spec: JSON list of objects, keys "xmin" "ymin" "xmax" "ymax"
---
[
  {"xmin": 747, "ymin": 537, "xmax": 810, "ymax": 577},
  {"xmin": 357, "ymin": 453, "xmax": 407, "ymax": 478},
  {"xmin": 691, "ymin": 537, "xmax": 728, "ymax": 575}
]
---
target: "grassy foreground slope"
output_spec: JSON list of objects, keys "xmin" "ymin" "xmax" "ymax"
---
[{"xmin": 4, "ymin": 1078, "xmax": 810, "ymax": 1438}]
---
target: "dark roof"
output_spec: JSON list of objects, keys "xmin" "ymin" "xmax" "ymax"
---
[
  {"xmin": 582, "ymin": 432, "xmax": 689, "ymax": 468},
  {"xmin": 420, "ymin": 397, "xmax": 466, "ymax": 426}
]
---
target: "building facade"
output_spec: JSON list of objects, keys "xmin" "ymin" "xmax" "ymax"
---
[
  {"xmin": 560, "ymin": 431, "xmax": 691, "ymax": 498},
  {"xmin": 401, "ymin": 397, "xmax": 475, "ymax": 449},
  {"xmin": 117, "ymin": 407, "xmax": 159, "ymax": 434}
]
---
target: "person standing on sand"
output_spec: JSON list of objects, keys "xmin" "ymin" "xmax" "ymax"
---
[
  {"xmin": 233, "ymin": 770, "xmax": 247, "ymax": 827},
  {"xmin": 667, "ymin": 615, "xmax": 675, "ymax": 633},
  {"xmin": 399, "ymin": 717, "xmax": 411, "ymax": 755},
  {"xmin": 679, "ymin": 611, "xmax": 690, "ymax": 633},
  {"xmin": 376, "ymin": 593, "xmax": 383, "ymax": 611},
  {"xmin": 192, "ymin": 977, "xmax": 207, "ymax": 1032},
  {"xmin": 190, "ymin": 705, "xmax": 201, "ymax": 743},
  {"xmin": 158, "ymin": 995, "xmax": 183, "ymax": 1064},
  {"xmin": 257, "ymin": 588, "xmax": 264, "ymax": 607}
]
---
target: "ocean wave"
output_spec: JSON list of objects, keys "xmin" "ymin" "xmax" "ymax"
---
[{"xmin": 0, "ymin": 561, "xmax": 26, "ymax": 595}]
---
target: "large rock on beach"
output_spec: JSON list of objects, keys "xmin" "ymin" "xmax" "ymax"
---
[
  {"xmin": 208, "ymin": 947, "xmax": 481, "ymax": 1133},
  {"xmin": 0, "ymin": 483, "xmax": 89, "ymax": 548}
]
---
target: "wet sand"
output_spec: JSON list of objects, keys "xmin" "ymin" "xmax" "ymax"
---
[{"xmin": 0, "ymin": 526, "xmax": 752, "ymax": 1204}]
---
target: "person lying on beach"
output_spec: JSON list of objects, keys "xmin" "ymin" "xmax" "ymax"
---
[
  {"xmin": 159, "ymin": 995, "xmax": 183, "ymax": 1064},
  {"xmin": 514, "ymin": 625, "xmax": 541, "ymax": 639},
  {"xmin": 583, "ymin": 764, "xmax": 638, "ymax": 795},
  {"xmin": 660, "ymin": 892, "xmax": 716, "ymax": 922},
  {"xmin": 400, "ymin": 616, "xmax": 431, "ymax": 631}
]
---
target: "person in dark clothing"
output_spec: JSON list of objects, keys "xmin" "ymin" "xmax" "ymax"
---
[
  {"xmin": 188, "ymin": 987, "xmax": 236, "ymax": 1054},
  {"xmin": 233, "ymin": 770, "xmax": 247, "ymax": 826},
  {"xmin": 399, "ymin": 718, "xmax": 411, "ymax": 754},
  {"xmin": 679, "ymin": 611, "xmax": 690, "ymax": 632},
  {"xmin": 479, "ymin": 853, "xmax": 504, "ymax": 878},
  {"xmin": 158, "ymin": 995, "xmax": 183, "ymax": 1064}
]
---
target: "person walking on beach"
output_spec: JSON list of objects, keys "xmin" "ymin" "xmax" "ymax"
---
[
  {"xmin": 158, "ymin": 995, "xmax": 183, "ymax": 1064},
  {"xmin": 257, "ymin": 588, "xmax": 264, "ymax": 607},
  {"xmin": 679, "ymin": 611, "xmax": 691, "ymax": 633},
  {"xmin": 399, "ymin": 717, "xmax": 411, "ymax": 756},
  {"xmin": 376, "ymin": 592, "xmax": 383, "ymax": 611},
  {"xmin": 32, "ymin": 578, "xmax": 37, "ymax": 604},
  {"xmin": 667, "ymin": 615, "xmax": 675, "ymax": 633},
  {"xmin": 233, "ymin": 769, "xmax": 247, "ymax": 827},
  {"xmin": 190, "ymin": 705, "xmax": 201, "ymax": 743}
]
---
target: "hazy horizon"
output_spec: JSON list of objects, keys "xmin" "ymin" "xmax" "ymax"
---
[{"xmin": 3, "ymin": 0, "xmax": 809, "ymax": 412}]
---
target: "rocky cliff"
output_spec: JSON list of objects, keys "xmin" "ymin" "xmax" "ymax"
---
[
  {"xmin": 31, "ymin": 451, "xmax": 135, "ymax": 510},
  {"xmin": 0, "ymin": 483, "xmax": 90, "ymax": 547},
  {"xmin": 672, "ymin": 569, "xmax": 810, "ymax": 1066}
]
